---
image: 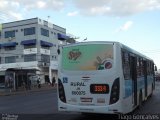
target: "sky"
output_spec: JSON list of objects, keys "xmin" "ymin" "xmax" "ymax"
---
[{"xmin": 0, "ymin": 0, "xmax": 160, "ymax": 69}]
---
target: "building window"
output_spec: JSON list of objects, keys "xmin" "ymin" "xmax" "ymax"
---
[
  {"xmin": 5, "ymin": 56, "xmax": 16, "ymax": 63},
  {"xmin": 52, "ymin": 55, "xmax": 57, "ymax": 60},
  {"xmin": 41, "ymin": 54, "xmax": 50, "ymax": 62},
  {"xmin": 5, "ymin": 30, "xmax": 15, "ymax": 38},
  {"xmin": 41, "ymin": 28, "xmax": 49, "ymax": 37},
  {"xmin": 24, "ymin": 54, "xmax": 36, "ymax": 62},
  {"xmin": 24, "ymin": 27, "xmax": 35, "ymax": 36},
  {"xmin": 4, "ymin": 46, "xmax": 16, "ymax": 51},
  {"xmin": 24, "ymin": 45, "xmax": 36, "ymax": 49},
  {"xmin": 41, "ymin": 46, "xmax": 50, "ymax": 50}
]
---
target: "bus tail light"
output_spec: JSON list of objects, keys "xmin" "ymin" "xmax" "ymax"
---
[
  {"xmin": 109, "ymin": 78, "xmax": 120, "ymax": 105},
  {"xmin": 58, "ymin": 78, "xmax": 66, "ymax": 103}
]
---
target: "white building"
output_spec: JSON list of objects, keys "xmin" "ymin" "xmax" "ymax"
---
[{"xmin": 0, "ymin": 18, "xmax": 72, "ymax": 89}]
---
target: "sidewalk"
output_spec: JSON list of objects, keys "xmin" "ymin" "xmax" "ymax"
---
[{"xmin": 0, "ymin": 84, "xmax": 57, "ymax": 96}]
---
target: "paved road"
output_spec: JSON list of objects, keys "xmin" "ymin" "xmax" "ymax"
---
[
  {"xmin": 0, "ymin": 90, "xmax": 58, "ymax": 114},
  {"xmin": 0, "ymin": 82, "xmax": 160, "ymax": 120},
  {"xmin": 134, "ymin": 81, "xmax": 160, "ymax": 114}
]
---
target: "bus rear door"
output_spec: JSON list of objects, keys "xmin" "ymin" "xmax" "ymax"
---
[{"xmin": 130, "ymin": 56, "xmax": 137, "ymax": 107}]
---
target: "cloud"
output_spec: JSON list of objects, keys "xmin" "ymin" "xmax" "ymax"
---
[
  {"xmin": 115, "ymin": 21, "xmax": 133, "ymax": 33},
  {"xmin": 90, "ymin": 6, "xmax": 111, "ymax": 15},
  {"xmin": 13, "ymin": 0, "xmax": 65, "ymax": 11},
  {"xmin": 36, "ymin": 1, "xmax": 47, "ymax": 9},
  {"xmin": 0, "ymin": 0, "xmax": 22, "ymax": 22},
  {"xmin": 72, "ymin": 0, "xmax": 160, "ymax": 16},
  {"xmin": 0, "ymin": 0, "xmax": 65, "ymax": 22},
  {"xmin": 0, "ymin": 0, "xmax": 160, "ymax": 22},
  {"xmin": 8, "ymin": 11, "xmax": 23, "ymax": 20},
  {"xmin": 67, "ymin": 11, "xmax": 79, "ymax": 16},
  {"xmin": 121, "ymin": 21, "xmax": 133, "ymax": 31}
]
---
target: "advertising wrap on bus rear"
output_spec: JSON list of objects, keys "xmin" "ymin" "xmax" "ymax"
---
[{"xmin": 62, "ymin": 44, "xmax": 113, "ymax": 71}]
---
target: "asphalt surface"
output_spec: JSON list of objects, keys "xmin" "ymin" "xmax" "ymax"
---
[
  {"xmin": 0, "ymin": 82, "xmax": 160, "ymax": 120},
  {"xmin": 134, "ymin": 81, "xmax": 160, "ymax": 114},
  {"xmin": 0, "ymin": 89, "xmax": 57, "ymax": 114}
]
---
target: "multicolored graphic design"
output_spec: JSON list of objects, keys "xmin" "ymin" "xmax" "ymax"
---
[{"xmin": 62, "ymin": 44, "xmax": 113, "ymax": 71}]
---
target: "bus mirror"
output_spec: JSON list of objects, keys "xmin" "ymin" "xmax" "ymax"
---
[
  {"xmin": 154, "ymin": 66, "xmax": 157, "ymax": 71},
  {"xmin": 57, "ymin": 49, "xmax": 60, "ymax": 55}
]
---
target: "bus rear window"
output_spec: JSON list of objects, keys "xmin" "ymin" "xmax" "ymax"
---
[{"xmin": 62, "ymin": 44, "xmax": 113, "ymax": 71}]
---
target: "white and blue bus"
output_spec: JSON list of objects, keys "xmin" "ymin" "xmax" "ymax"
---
[{"xmin": 57, "ymin": 41, "xmax": 155, "ymax": 114}]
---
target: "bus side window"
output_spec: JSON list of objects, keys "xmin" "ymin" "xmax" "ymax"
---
[
  {"xmin": 140, "ymin": 58, "xmax": 143, "ymax": 76},
  {"xmin": 147, "ymin": 61, "xmax": 150, "ymax": 75},
  {"xmin": 137, "ymin": 57, "xmax": 143, "ymax": 77},
  {"xmin": 149, "ymin": 61, "xmax": 153, "ymax": 75},
  {"xmin": 137, "ymin": 57, "xmax": 140, "ymax": 77},
  {"xmin": 122, "ymin": 50, "xmax": 131, "ymax": 80}
]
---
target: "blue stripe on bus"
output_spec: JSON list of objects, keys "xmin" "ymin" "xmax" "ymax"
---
[
  {"xmin": 124, "ymin": 80, "xmax": 132, "ymax": 98},
  {"xmin": 147, "ymin": 75, "xmax": 154, "ymax": 85},
  {"xmin": 124, "ymin": 75, "xmax": 154, "ymax": 99},
  {"xmin": 137, "ymin": 75, "xmax": 154, "ymax": 91},
  {"xmin": 137, "ymin": 78, "xmax": 144, "ymax": 90}
]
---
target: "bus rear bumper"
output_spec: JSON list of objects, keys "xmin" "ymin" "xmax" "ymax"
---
[{"xmin": 58, "ymin": 101, "xmax": 123, "ymax": 114}]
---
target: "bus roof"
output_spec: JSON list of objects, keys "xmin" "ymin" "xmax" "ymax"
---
[{"xmin": 120, "ymin": 43, "xmax": 153, "ymax": 62}]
